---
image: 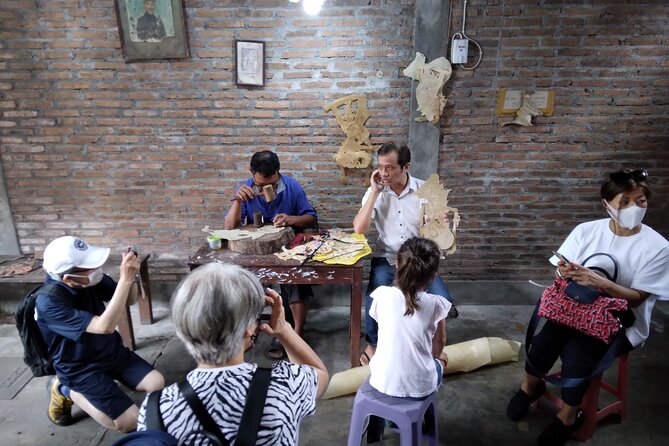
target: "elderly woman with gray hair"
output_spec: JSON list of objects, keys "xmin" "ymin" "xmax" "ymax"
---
[{"xmin": 136, "ymin": 263, "xmax": 329, "ymax": 445}]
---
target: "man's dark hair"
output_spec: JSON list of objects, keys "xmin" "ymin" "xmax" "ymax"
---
[
  {"xmin": 250, "ymin": 151, "xmax": 280, "ymax": 176},
  {"xmin": 378, "ymin": 142, "xmax": 411, "ymax": 168}
]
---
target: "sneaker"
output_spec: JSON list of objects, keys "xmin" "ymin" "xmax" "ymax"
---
[
  {"xmin": 506, "ymin": 380, "xmax": 546, "ymax": 421},
  {"xmin": 537, "ymin": 409, "xmax": 585, "ymax": 446},
  {"xmin": 447, "ymin": 304, "xmax": 459, "ymax": 319},
  {"xmin": 47, "ymin": 376, "xmax": 74, "ymax": 426}
]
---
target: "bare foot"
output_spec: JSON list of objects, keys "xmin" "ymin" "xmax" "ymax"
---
[{"xmin": 359, "ymin": 344, "xmax": 376, "ymax": 366}]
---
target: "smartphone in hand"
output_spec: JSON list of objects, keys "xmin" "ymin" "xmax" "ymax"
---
[
  {"xmin": 552, "ymin": 251, "xmax": 570, "ymax": 264},
  {"xmin": 127, "ymin": 246, "xmax": 138, "ymax": 256}
]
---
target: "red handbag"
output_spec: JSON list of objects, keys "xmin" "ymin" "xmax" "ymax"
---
[{"xmin": 538, "ymin": 277, "xmax": 628, "ymax": 344}]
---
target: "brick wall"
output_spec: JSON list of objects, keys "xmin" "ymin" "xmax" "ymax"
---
[
  {"xmin": 0, "ymin": 0, "xmax": 414, "ymax": 257},
  {"xmin": 441, "ymin": 0, "xmax": 669, "ymax": 279},
  {"xmin": 1, "ymin": 0, "xmax": 668, "ymax": 282}
]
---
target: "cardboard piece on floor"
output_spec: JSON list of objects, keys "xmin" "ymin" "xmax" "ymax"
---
[
  {"xmin": 321, "ymin": 337, "xmax": 520, "ymax": 400},
  {"xmin": 0, "ymin": 357, "xmax": 32, "ymax": 400}
]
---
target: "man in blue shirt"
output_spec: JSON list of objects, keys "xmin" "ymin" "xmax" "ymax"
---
[
  {"xmin": 225, "ymin": 151, "xmax": 318, "ymax": 358},
  {"xmin": 36, "ymin": 236, "xmax": 164, "ymax": 431}
]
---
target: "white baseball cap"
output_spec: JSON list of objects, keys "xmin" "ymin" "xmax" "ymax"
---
[{"xmin": 43, "ymin": 236, "xmax": 110, "ymax": 275}]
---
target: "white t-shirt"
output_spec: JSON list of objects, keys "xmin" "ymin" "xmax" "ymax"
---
[
  {"xmin": 369, "ymin": 286, "xmax": 451, "ymax": 397},
  {"xmin": 549, "ymin": 219, "xmax": 669, "ymax": 347},
  {"xmin": 360, "ymin": 175, "xmax": 426, "ymax": 265},
  {"xmin": 137, "ymin": 361, "xmax": 318, "ymax": 446}
]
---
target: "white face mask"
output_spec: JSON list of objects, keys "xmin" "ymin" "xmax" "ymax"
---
[
  {"xmin": 605, "ymin": 202, "xmax": 646, "ymax": 230},
  {"xmin": 66, "ymin": 268, "xmax": 104, "ymax": 288}
]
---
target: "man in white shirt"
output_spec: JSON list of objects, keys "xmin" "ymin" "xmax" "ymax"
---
[{"xmin": 352, "ymin": 142, "xmax": 456, "ymax": 365}]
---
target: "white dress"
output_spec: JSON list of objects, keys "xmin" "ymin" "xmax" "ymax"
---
[{"xmin": 369, "ymin": 286, "xmax": 451, "ymax": 397}]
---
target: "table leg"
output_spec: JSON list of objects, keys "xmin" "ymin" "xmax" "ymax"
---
[
  {"xmin": 350, "ymin": 266, "xmax": 363, "ymax": 368},
  {"xmin": 118, "ymin": 305, "xmax": 136, "ymax": 350},
  {"xmin": 138, "ymin": 258, "xmax": 154, "ymax": 325}
]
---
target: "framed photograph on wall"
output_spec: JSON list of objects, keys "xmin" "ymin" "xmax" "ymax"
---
[
  {"xmin": 235, "ymin": 40, "xmax": 265, "ymax": 87},
  {"xmin": 114, "ymin": 0, "xmax": 189, "ymax": 61}
]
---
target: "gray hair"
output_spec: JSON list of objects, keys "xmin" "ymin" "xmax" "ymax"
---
[{"xmin": 170, "ymin": 263, "xmax": 265, "ymax": 365}]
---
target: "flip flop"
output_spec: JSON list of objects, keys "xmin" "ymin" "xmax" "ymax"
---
[
  {"xmin": 267, "ymin": 338, "xmax": 286, "ymax": 360},
  {"xmin": 359, "ymin": 351, "xmax": 370, "ymax": 366}
]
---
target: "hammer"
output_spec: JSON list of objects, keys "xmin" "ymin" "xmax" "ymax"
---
[{"xmin": 262, "ymin": 184, "xmax": 275, "ymax": 202}]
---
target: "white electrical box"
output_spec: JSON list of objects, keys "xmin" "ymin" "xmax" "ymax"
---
[{"xmin": 451, "ymin": 38, "xmax": 469, "ymax": 64}]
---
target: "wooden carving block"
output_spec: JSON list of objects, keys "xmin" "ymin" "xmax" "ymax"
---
[{"xmin": 227, "ymin": 226, "xmax": 295, "ymax": 255}]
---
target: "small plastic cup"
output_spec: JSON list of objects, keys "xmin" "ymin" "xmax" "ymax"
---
[{"xmin": 207, "ymin": 235, "xmax": 222, "ymax": 250}]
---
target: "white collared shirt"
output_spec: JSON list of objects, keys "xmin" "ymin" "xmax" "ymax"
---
[{"xmin": 360, "ymin": 174, "xmax": 426, "ymax": 264}]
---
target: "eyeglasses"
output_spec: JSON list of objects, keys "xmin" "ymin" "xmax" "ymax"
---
[
  {"xmin": 253, "ymin": 180, "xmax": 278, "ymax": 190},
  {"xmin": 609, "ymin": 169, "xmax": 648, "ymax": 184}
]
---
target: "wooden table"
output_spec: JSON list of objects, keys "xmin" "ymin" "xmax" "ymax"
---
[{"xmin": 189, "ymin": 245, "xmax": 364, "ymax": 367}]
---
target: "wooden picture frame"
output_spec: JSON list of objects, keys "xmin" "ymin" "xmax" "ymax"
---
[
  {"xmin": 235, "ymin": 40, "xmax": 266, "ymax": 87},
  {"xmin": 114, "ymin": 0, "xmax": 189, "ymax": 62}
]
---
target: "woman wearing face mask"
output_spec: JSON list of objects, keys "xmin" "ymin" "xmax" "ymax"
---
[{"xmin": 506, "ymin": 169, "xmax": 669, "ymax": 446}]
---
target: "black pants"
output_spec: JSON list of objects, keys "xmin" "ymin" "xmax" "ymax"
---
[{"xmin": 525, "ymin": 321, "xmax": 633, "ymax": 406}]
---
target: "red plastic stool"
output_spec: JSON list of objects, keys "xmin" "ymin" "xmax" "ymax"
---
[{"xmin": 540, "ymin": 352, "xmax": 628, "ymax": 441}]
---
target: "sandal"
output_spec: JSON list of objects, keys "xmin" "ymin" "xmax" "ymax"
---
[
  {"xmin": 267, "ymin": 338, "xmax": 286, "ymax": 360},
  {"xmin": 359, "ymin": 344, "xmax": 375, "ymax": 366}
]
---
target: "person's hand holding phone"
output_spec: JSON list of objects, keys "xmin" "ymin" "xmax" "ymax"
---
[
  {"xmin": 553, "ymin": 251, "xmax": 571, "ymax": 279},
  {"xmin": 258, "ymin": 288, "xmax": 289, "ymax": 337},
  {"xmin": 120, "ymin": 249, "xmax": 140, "ymax": 283}
]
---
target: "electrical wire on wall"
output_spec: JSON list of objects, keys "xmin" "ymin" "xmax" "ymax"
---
[{"xmin": 451, "ymin": 0, "xmax": 483, "ymax": 70}]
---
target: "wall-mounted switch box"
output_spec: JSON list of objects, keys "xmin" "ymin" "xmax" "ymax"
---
[{"xmin": 451, "ymin": 38, "xmax": 469, "ymax": 64}]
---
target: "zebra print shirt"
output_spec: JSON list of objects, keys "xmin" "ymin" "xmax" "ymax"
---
[{"xmin": 137, "ymin": 361, "xmax": 318, "ymax": 445}]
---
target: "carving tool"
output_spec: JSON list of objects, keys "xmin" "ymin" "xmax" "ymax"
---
[{"xmin": 299, "ymin": 241, "xmax": 324, "ymax": 266}]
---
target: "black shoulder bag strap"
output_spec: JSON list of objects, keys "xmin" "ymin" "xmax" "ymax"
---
[
  {"xmin": 144, "ymin": 389, "xmax": 166, "ymax": 431},
  {"xmin": 177, "ymin": 367, "xmax": 272, "ymax": 446},
  {"xmin": 236, "ymin": 367, "xmax": 272, "ymax": 446},
  {"xmin": 36, "ymin": 283, "xmax": 72, "ymax": 358},
  {"xmin": 178, "ymin": 380, "xmax": 229, "ymax": 446},
  {"xmin": 581, "ymin": 252, "xmax": 618, "ymax": 283}
]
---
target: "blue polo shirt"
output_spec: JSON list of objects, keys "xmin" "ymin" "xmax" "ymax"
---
[
  {"xmin": 235, "ymin": 174, "xmax": 317, "ymax": 226},
  {"xmin": 35, "ymin": 274, "xmax": 125, "ymax": 384}
]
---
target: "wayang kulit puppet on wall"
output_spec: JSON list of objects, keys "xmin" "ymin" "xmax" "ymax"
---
[
  {"xmin": 403, "ymin": 53, "xmax": 453, "ymax": 124},
  {"xmin": 324, "ymin": 94, "xmax": 373, "ymax": 181}
]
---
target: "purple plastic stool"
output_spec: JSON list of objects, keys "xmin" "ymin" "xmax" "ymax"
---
[{"xmin": 347, "ymin": 379, "xmax": 438, "ymax": 446}]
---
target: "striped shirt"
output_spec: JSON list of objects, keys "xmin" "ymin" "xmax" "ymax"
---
[{"xmin": 137, "ymin": 362, "xmax": 318, "ymax": 445}]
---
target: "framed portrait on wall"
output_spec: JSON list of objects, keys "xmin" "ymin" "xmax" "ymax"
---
[
  {"xmin": 114, "ymin": 0, "xmax": 189, "ymax": 61},
  {"xmin": 235, "ymin": 40, "xmax": 265, "ymax": 87}
]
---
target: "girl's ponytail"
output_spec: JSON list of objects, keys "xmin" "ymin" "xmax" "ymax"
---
[{"xmin": 395, "ymin": 237, "xmax": 441, "ymax": 316}]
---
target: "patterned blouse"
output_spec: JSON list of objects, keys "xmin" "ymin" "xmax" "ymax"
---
[{"xmin": 137, "ymin": 361, "xmax": 318, "ymax": 446}]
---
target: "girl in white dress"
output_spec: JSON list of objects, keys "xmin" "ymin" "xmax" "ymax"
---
[{"xmin": 368, "ymin": 237, "xmax": 451, "ymax": 398}]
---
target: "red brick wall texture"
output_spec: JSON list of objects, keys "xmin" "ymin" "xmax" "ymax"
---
[{"xmin": 1, "ymin": 0, "xmax": 668, "ymax": 280}]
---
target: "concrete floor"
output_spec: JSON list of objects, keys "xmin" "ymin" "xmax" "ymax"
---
[{"xmin": 1, "ymin": 302, "xmax": 668, "ymax": 446}]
